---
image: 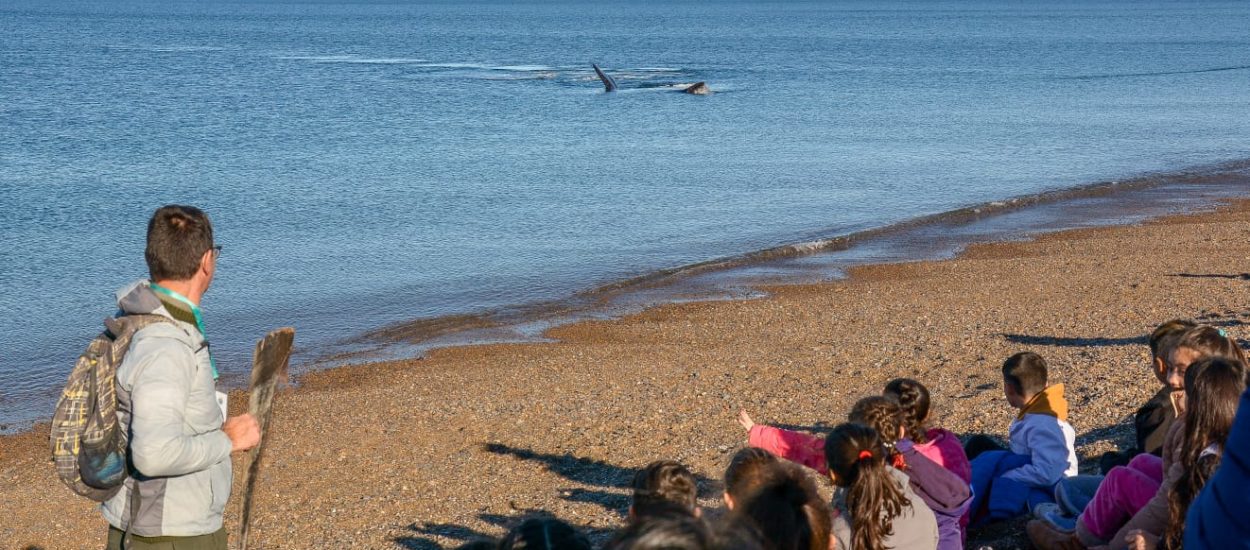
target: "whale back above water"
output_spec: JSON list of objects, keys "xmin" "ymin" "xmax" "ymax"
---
[
  {"xmin": 591, "ymin": 64, "xmax": 710, "ymax": 95},
  {"xmin": 682, "ymin": 82, "xmax": 710, "ymax": 95},
  {"xmin": 592, "ymin": 63, "xmax": 618, "ymax": 92}
]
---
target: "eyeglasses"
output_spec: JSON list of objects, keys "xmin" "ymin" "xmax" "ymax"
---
[{"xmin": 210, "ymin": 244, "xmax": 222, "ymax": 258}]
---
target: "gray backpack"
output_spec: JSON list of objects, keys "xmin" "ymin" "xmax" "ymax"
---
[{"xmin": 50, "ymin": 314, "xmax": 174, "ymax": 501}]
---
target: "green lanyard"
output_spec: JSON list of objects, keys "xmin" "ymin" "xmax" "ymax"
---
[{"xmin": 148, "ymin": 282, "xmax": 219, "ymax": 379}]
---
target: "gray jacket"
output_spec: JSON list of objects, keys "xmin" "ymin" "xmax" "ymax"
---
[
  {"xmin": 101, "ymin": 280, "xmax": 233, "ymax": 537},
  {"xmin": 832, "ymin": 466, "xmax": 939, "ymax": 550}
]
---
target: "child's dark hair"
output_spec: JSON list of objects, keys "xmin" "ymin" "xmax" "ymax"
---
[
  {"xmin": 723, "ymin": 447, "xmax": 781, "ymax": 504},
  {"xmin": 729, "ymin": 461, "xmax": 831, "ymax": 550},
  {"xmin": 848, "ymin": 396, "xmax": 904, "ymax": 464},
  {"xmin": 1002, "ymin": 352, "xmax": 1048, "ymax": 397},
  {"xmin": 711, "ymin": 521, "xmax": 766, "ymax": 550},
  {"xmin": 604, "ymin": 514, "xmax": 711, "ymax": 550},
  {"xmin": 499, "ymin": 517, "xmax": 592, "ymax": 550},
  {"xmin": 1161, "ymin": 356, "xmax": 1246, "ymax": 549},
  {"xmin": 1170, "ymin": 325, "xmax": 1248, "ymax": 368},
  {"xmin": 883, "ymin": 378, "xmax": 930, "ymax": 445},
  {"xmin": 632, "ymin": 460, "xmax": 699, "ymax": 520},
  {"xmin": 824, "ymin": 423, "xmax": 910, "ymax": 550},
  {"xmin": 1149, "ymin": 319, "xmax": 1197, "ymax": 358}
]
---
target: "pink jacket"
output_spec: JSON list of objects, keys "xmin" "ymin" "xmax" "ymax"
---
[
  {"xmin": 747, "ymin": 425, "xmax": 971, "ymax": 483},
  {"xmin": 747, "ymin": 424, "xmax": 830, "ymax": 473},
  {"xmin": 917, "ymin": 428, "xmax": 973, "ymax": 485}
]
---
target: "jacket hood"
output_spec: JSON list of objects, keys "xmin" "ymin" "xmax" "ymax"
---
[
  {"xmin": 115, "ymin": 280, "xmax": 200, "ymax": 328},
  {"xmin": 1017, "ymin": 383, "xmax": 1069, "ymax": 422},
  {"xmin": 115, "ymin": 280, "xmax": 164, "ymax": 315}
]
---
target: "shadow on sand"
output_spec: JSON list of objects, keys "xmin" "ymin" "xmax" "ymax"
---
[
  {"xmin": 480, "ymin": 443, "xmax": 720, "ymax": 501},
  {"xmin": 1000, "ymin": 333, "xmax": 1146, "ymax": 348},
  {"xmin": 1167, "ymin": 272, "xmax": 1250, "ymax": 280},
  {"xmin": 394, "ymin": 508, "xmax": 618, "ymax": 550}
]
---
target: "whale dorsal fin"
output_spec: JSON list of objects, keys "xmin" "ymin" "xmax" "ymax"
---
[{"xmin": 592, "ymin": 63, "xmax": 617, "ymax": 92}]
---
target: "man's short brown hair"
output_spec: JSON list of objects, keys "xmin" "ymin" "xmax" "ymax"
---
[{"xmin": 145, "ymin": 205, "xmax": 214, "ymax": 281}]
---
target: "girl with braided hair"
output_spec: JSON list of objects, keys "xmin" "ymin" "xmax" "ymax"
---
[
  {"xmin": 885, "ymin": 378, "xmax": 974, "ymax": 543},
  {"xmin": 825, "ymin": 422, "xmax": 938, "ymax": 550},
  {"xmin": 850, "ymin": 396, "xmax": 971, "ymax": 550},
  {"xmin": 884, "ymin": 378, "xmax": 972, "ymax": 486}
]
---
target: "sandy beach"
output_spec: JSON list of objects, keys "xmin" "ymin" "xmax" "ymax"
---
[{"xmin": 4, "ymin": 195, "xmax": 1250, "ymax": 549}]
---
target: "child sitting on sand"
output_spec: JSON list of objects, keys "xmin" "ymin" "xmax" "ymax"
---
[
  {"xmin": 1097, "ymin": 319, "xmax": 1196, "ymax": 473},
  {"xmin": 629, "ymin": 460, "xmax": 701, "ymax": 522},
  {"xmin": 725, "ymin": 459, "xmax": 832, "ymax": 550},
  {"xmin": 884, "ymin": 378, "xmax": 974, "ymax": 543},
  {"xmin": 1183, "ymin": 361, "xmax": 1250, "ymax": 548},
  {"xmin": 848, "ymin": 396, "xmax": 971, "ymax": 550},
  {"xmin": 722, "ymin": 447, "xmax": 782, "ymax": 511},
  {"xmin": 883, "ymin": 378, "xmax": 973, "ymax": 485},
  {"xmin": 605, "ymin": 513, "xmax": 712, "ymax": 550},
  {"xmin": 499, "ymin": 517, "xmax": 592, "ymax": 550},
  {"xmin": 966, "ymin": 352, "xmax": 1077, "ymax": 525},
  {"xmin": 825, "ymin": 422, "xmax": 939, "ymax": 550}
]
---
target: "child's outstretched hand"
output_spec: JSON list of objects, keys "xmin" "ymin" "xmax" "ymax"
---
[{"xmin": 737, "ymin": 410, "xmax": 755, "ymax": 432}]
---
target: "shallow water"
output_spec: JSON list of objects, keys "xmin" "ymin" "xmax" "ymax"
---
[{"xmin": 3, "ymin": 0, "xmax": 1250, "ymax": 429}]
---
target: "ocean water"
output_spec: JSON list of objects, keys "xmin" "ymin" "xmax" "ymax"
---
[{"xmin": 3, "ymin": 0, "xmax": 1250, "ymax": 429}]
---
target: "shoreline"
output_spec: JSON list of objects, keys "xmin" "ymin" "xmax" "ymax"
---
[
  {"xmin": 319, "ymin": 159, "xmax": 1250, "ymax": 368},
  {"xmin": 4, "ymin": 160, "xmax": 1249, "ymax": 435},
  {"xmin": 5, "ymin": 189, "xmax": 1250, "ymax": 548}
]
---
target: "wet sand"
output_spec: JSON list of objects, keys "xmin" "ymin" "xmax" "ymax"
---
[{"xmin": 4, "ymin": 196, "xmax": 1250, "ymax": 549}]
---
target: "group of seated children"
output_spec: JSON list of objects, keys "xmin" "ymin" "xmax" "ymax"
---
[
  {"xmin": 1025, "ymin": 322, "xmax": 1247, "ymax": 550},
  {"xmin": 739, "ymin": 353, "xmax": 1077, "ymax": 550},
  {"xmin": 460, "ymin": 320, "xmax": 1247, "ymax": 550}
]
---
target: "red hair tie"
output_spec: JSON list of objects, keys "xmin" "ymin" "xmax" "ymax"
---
[
  {"xmin": 892, "ymin": 454, "xmax": 907, "ymax": 470},
  {"xmin": 857, "ymin": 450, "xmax": 873, "ymax": 461}
]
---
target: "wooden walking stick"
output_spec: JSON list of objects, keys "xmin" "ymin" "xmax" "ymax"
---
[{"xmin": 239, "ymin": 327, "xmax": 295, "ymax": 550}]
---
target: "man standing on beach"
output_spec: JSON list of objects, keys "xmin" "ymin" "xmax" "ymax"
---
[{"xmin": 101, "ymin": 205, "xmax": 260, "ymax": 549}]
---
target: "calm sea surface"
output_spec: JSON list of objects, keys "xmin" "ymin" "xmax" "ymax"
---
[{"xmin": 3, "ymin": 0, "xmax": 1250, "ymax": 428}]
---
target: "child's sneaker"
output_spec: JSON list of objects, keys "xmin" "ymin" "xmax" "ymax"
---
[{"xmin": 1032, "ymin": 502, "xmax": 1077, "ymax": 533}]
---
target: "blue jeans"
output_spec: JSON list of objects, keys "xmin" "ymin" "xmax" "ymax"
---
[{"xmin": 969, "ymin": 450, "xmax": 1055, "ymax": 525}]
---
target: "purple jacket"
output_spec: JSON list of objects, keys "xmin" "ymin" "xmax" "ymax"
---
[{"xmin": 898, "ymin": 438, "xmax": 973, "ymax": 550}]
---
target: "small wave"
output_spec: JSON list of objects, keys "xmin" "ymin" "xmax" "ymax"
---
[
  {"xmin": 416, "ymin": 62, "xmax": 492, "ymax": 69},
  {"xmin": 279, "ymin": 55, "xmax": 428, "ymax": 64},
  {"xmin": 1066, "ymin": 65, "xmax": 1250, "ymax": 80},
  {"xmin": 107, "ymin": 45, "xmax": 227, "ymax": 53},
  {"xmin": 478, "ymin": 72, "xmax": 560, "ymax": 81},
  {"xmin": 635, "ymin": 82, "xmax": 699, "ymax": 90},
  {"xmin": 492, "ymin": 65, "xmax": 555, "ymax": 72},
  {"xmin": 416, "ymin": 63, "xmax": 559, "ymax": 72}
]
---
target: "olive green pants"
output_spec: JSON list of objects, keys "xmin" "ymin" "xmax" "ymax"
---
[{"xmin": 107, "ymin": 526, "xmax": 227, "ymax": 550}]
